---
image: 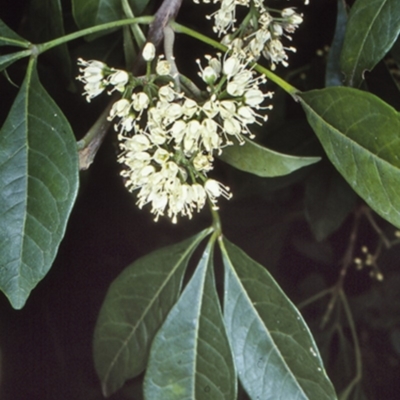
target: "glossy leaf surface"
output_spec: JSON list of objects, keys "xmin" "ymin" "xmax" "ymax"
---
[
  {"xmin": 219, "ymin": 137, "xmax": 320, "ymax": 178},
  {"xmin": 340, "ymin": 0, "xmax": 400, "ymax": 87},
  {"xmin": 298, "ymin": 87, "xmax": 400, "ymax": 229},
  {"xmin": 0, "ymin": 60, "xmax": 79, "ymax": 309},
  {"xmin": 144, "ymin": 239, "xmax": 236, "ymax": 400},
  {"xmin": 0, "ymin": 18, "xmax": 29, "ymax": 47},
  {"xmin": 94, "ymin": 229, "xmax": 211, "ymax": 397},
  {"xmin": 221, "ymin": 238, "xmax": 337, "ymax": 400},
  {"xmin": 72, "ymin": 0, "xmax": 150, "ymax": 29}
]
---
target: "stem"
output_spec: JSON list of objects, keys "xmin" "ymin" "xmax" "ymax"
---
[
  {"xmin": 163, "ymin": 24, "xmax": 180, "ymax": 90},
  {"xmin": 77, "ymin": 97, "xmax": 116, "ymax": 170},
  {"xmin": 320, "ymin": 206, "xmax": 362, "ymax": 329},
  {"xmin": 171, "ymin": 21, "xmax": 226, "ymax": 52},
  {"xmin": 338, "ymin": 289, "xmax": 363, "ymax": 399},
  {"xmin": 297, "ymin": 288, "xmax": 333, "ymax": 310},
  {"xmin": 36, "ymin": 17, "xmax": 154, "ymax": 54},
  {"xmin": 121, "ymin": 0, "xmax": 146, "ymax": 48},
  {"xmin": 253, "ymin": 63, "xmax": 298, "ymax": 95},
  {"xmin": 170, "ymin": 21, "xmax": 299, "ymax": 94},
  {"xmin": 210, "ymin": 206, "xmax": 222, "ymax": 236}
]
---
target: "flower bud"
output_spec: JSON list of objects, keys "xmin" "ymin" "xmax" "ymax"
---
[{"xmin": 142, "ymin": 42, "xmax": 156, "ymax": 62}]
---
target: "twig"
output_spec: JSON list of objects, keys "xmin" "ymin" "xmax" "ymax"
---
[
  {"xmin": 77, "ymin": 0, "xmax": 184, "ymax": 169},
  {"xmin": 320, "ymin": 206, "xmax": 362, "ymax": 329}
]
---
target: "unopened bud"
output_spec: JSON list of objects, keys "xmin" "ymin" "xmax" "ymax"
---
[{"xmin": 142, "ymin": 42, "xmax": 156, "ymax": 62}]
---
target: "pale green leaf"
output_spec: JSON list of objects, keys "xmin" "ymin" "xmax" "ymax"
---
[
  {"xmin": 0, "ymin": 18, "xmax": 30, "ymax": 48},
  {"xmin": 144, "ymin": 239, "xmax": 236, "ymax": 400},
  {"xmin": 94, "ymin": 229, "xmax": 212, "ymax": 397},
  {"xmin": 221, "ymin": 239, "xmax": 337, "ymax": 400},
  {"xmin": 340, "ymin": 0, "xmax": 400, "ymax": 87},
  {"xmin": 219, "ymin": 137, "xmax": 320, "ymax": 178},
  {"xmin": 298, "ymin": 87, "xmax": 400, "ymax": 229},
  {"xmin": 0, "ymin": 60, "xmax": 79, "ymax": 309}
]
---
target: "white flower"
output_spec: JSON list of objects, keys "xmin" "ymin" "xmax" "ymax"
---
[
  {"xmin": 153, "ymin": 148, "xmax": 170, "ymax": 165},
  {"xmin": 132, "ymin": 92, "xmax": 150, "ymax": 112},
  {"xmin": 77, "ymin": 59, "xmax": 108, "ymax": 101},
  {"xmin": 244, "ymin": 89, "xmax": 265, "ymax": 107},
  {"xmin": 204, "ymin": 179, "xmax": 232, "ymax": 209},
  {"xmin": 77, "ymin": 59, "xmax": 106, "ymax": 83},
  {"xmin": 223, "ymin": 55, "xmax": 242, "ymax": 78},
  {"xmin": 156, "ymin": 59, "xmax": 171, "ymax": 75},
  {"xmin": 108, "ymin": 70, "xmax": 129, "ymax": 93},
  {"xmin": 193, "ymin": 153, "xmax": 213, "ymax": 172},
  {"xmin": 82, "ymin": 81, "xmax": 106, "ymax": 102},
  {"xmin": 108, "ymin": 99, "xmax": 131, "ymax": 120}
]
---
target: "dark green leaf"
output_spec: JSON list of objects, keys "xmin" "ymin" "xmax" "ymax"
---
[
  {"xmin": 0, "ymin": 18, "xmax": 30, "ymax": 48},
  {"xmin": 0, "ymin": 60, "xmax": 79, "ymax": 309},
  {"xmin": 25, "ymin": 0, "xmax": 72, "ymax": 82},
  {"xmin": 0, "ymin": 50, "xmax": 31, "ymax": 73},
  {"xmin": 326, "ymin": 0, "xmax": 347, "ymax": 87},
  {"xmin": 72, "ymin": 0, "xmax": 150, "ymax": 29},
  {"xmin": 144, "ymin": 239, "xmax": 236, "ymax": 400},
  {"xmin": 305, "ymin": 162, "xmax": 356, "ymax": 241},
  {"xmin": 298, "ymin": 87, "xmax": 400, "ymax": 229},
  {"xmin": 221, "ymin": 239, "xmax": 337, "ymax": 400},
  {"xmin": 94, "ymin": 229, "xmax": 211, "ymax": 397},
  {"xmin": 219, "ymin": 137, "xmax": 320, "ymax": 178},
  {"xmin": 340, "ymin": 0, "xmax": 400, "ymax": 87}
]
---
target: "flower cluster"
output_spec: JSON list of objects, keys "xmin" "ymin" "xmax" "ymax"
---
[
  {"xmin": 76, "ymin": 45, "xmax": 273, "ymax": 223},
  {"xmin": 194, "ymin": 0, "xmax": 305, "ymax": 70},
  {"xmin": 76, "ymin": 58, "xmax": 130, "ymax": 102}
]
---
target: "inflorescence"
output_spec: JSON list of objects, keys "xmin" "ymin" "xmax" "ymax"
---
[{"xmin": 76, "ymin": 1, "xmax": 305, "ymax": 223}]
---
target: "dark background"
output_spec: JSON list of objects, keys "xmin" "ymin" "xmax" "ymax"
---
[{"xmin": 1, "ymin": 0, "xmax": 400, "ymax": 399}]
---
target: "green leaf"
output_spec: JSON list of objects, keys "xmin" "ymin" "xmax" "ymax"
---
[
  {"xmin": 0, "ymin": 18, "xmax": 30, "ymax": 48},
  {"xmin": 0, "ymin": 50, "xmax": 31, "ymax": 73},
  {"xmin": 72, "ymin": 0, "xmax": 150, "ymax": 29},
  {"xmin": 305, "ymin": 162, "xmax": 356, "ymax": 241},
  {"xmin": 325, "ymin": 0, "xmax": 348, "ymax": 87},
  {"xmin": 25, "ymin": 0, "xmax": 72, "ymax": 82},
  {"xmin": 219, "ymin": 137, "xmax": 320, "ymax": 178},
  {"xmin": 298, "ymin": 87, "xmax": 400, "ymax": 229},
  {"xmin": 93, "ymin": 229, "xmax": 212, "ymax": 397},
  {"xmin": 221, "ymin": 239, "xmax": 337, "ymax": 400},
  {"xmin": 340, "ymin": 0, "xmax": 400, "ymax": 87},
  {"xmin": 144, "ymin": 239, "xmax": 236, "ymax": 400},
  {"xmin": 0, "ymin": 59, "xmax": 79, "ymax": 309}
]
